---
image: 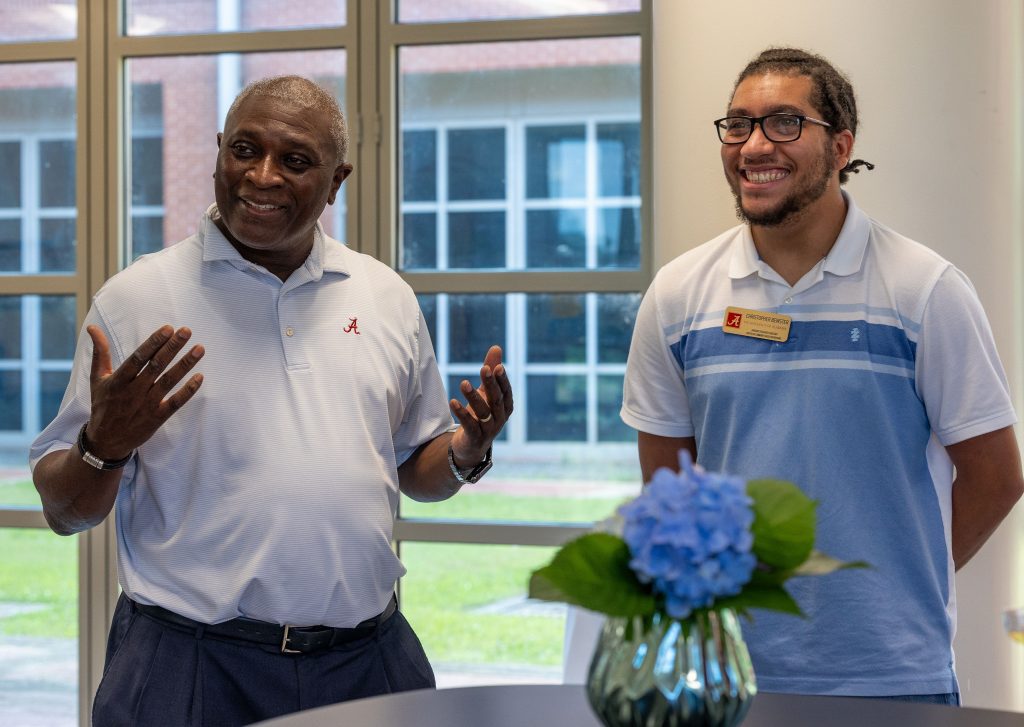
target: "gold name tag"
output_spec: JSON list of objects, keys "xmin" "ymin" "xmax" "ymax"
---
[{"xmin": 722, "ymin": 306, "xmax": 792, "ymax": 342}]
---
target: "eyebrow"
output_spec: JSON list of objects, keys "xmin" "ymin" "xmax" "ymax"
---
[
  {"xmin": 726, "ymin": 104, "xmax": 807, "ymax": 117},
  {"xmin": 228, "ymin": 127, "xmax": 322, "ymax": 158}
]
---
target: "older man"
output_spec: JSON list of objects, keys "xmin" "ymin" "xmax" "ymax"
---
[
  {"xmin": 31, "ymin": 76, "xmax": 512, "ymax": 725},
  {"xmin": 621, "ymin": 48, "xmax": 1022, "ymax": 703}
]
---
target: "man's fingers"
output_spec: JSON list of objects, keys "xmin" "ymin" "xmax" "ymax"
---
[
  {"xmin": 87, "ymin": 325, "xmax": 114, "ymax": 384},
  {"xmin": 162, "ymin": 373, "xmax": 204, "ymax": 415},
  {"xmin": 144, "ymin": 328, "xmax": 195, "ymax": 380},
  {"xmin": 112, "ymin": 325, "xmax": 175, "ymax": 383},
  {"xmin": 482, "ymin": 345, "xmax": 503, "ymax": 372},
  {"xmin": 151, "ymin": 344, "xmax": 206, "ymax": 397}
]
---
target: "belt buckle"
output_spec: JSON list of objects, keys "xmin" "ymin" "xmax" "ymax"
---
[{"xmin": 280, "ymin": 625, "xmax": 302, "ymax": 654}]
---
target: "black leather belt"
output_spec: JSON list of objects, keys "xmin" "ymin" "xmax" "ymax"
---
[{"xmin": 132, "ymin": 595, "xmax": 398, "ymax": 654}]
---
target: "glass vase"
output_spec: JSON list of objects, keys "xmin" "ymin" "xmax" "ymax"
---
[{"xmin": 586, "ymin": 609, "xmax": 756, "ymax": 727}]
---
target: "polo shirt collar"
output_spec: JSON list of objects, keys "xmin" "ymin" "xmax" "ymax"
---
[
  {"xmin": 200, "ymin": 204, "xmax": 351, "ymax": 279},
  {"xmin": 727, "ymin": 191, "xmax": 870, "ymax": 281}
]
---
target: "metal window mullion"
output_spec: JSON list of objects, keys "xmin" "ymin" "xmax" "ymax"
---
[
  {"xmin": 22, "ymin": 295, "xmax": 41, "ymax": 434},
  {"xmin": 586, "ymin": 291, "xmax": 598, "ymax": 444}
]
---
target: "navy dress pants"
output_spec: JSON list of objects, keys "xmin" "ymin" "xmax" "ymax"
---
[{"xmin": 93, "ymin": 593, "xmax": 436, "ymax": 726}]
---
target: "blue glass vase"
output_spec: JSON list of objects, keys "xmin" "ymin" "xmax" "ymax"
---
[{"xmin": 586, "ymin": 609, "xmax": 756, "ymax": 727}]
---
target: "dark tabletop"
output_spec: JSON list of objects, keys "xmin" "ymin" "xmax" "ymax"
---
[{"xmin": 254, "ymin": 684, "xmax": 1024, "ymax": 726}]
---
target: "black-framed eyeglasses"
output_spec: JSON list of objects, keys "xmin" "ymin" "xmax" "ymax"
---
[{"xmin": 714, "ymin": 114, "xmax": 831, "ymax": 144}]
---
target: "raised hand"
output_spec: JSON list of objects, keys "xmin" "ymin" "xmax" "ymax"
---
[
  {"xmin": 84, "ymin": 324, "xmax": 205, "ymax": 460},
  {"xmin": 449, "ymin": 345, "xmax": 513, "ymax": 467}
]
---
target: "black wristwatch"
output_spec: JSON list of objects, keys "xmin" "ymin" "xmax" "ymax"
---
[
  {"xmin": 77, "ymin": 422, "xmax": 134, "ymax": 471},
  {"xmin": 447, "ymin": 444, "xmax": 493, "ymax": 485}
]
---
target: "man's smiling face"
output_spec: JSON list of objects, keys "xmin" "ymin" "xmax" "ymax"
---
[
  {"xmin": 213, "ymin": 93, "xmax": 350, "ymax": 263},
  {"xmin": 721, "ymin": 72, "xmax": 840, "ymax": 228}
]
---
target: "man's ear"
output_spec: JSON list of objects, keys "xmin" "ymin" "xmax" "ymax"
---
[
  {"xmin": 327, "ymin": 163, "xmax": 354, "ymax": 206},
  {"xmin": 833, "ymin": 129, "xmax": 854, "ymax": 171}
]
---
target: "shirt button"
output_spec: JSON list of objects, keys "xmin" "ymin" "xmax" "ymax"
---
[
  {"xmin": 285, "ymin": 327, "xmax": 295, "ymax": 337},
  {"xmin": 784, "ymin": 297, "xmax": 793, "ymax": 304}
]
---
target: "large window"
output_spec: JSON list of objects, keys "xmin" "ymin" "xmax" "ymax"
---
[{"xmin": 0, "ymin": 2, "xmax": 650, "ymax": 722}]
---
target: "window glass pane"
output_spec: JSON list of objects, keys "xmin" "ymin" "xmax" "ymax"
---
[
  {"xmin": 0, "ymin": 1, "xmax": 77, "ymax": 42},
  {"xmin": 400, "ymin": 543, "xmax": 565, "ymax": 686},
  {"xmin": 597, "ymin": 206, "xmax": 640, "ymax": 269},
  {"xmin": 417, "ymin": 294, "xmax": 438, "ymax": 346},
  {"xmin": 0, "ymin": 220, "xmax": 20, "ymax": 272},
  {"xmin": 130, "ymin": 216, "xmax": 165, "ymax": 260},
  {"xmin": 403, "ymin": 291, "xmax": 640, "ymax": 523},
  {"xmin": 527, "ymin": 374, "xmax": 586, "ymax": 441},
  {"xmin": 448, "ymin": 295, "xmax": 506, "ymax": 363},
  {"xmin": 398, "ymin": 0, "xmax": 640, "ymax": 23},
  {"xmin": 39, "ymin": 218, "xmax": 75, "ymax": 273},
  {"xmin": 528, "ymin": 294, "xmax": 585, "ymax": 363},
  {"xmin": 402, "ymin": 213, "xmax": 437, "ymax": 270},
  {"xmin": 0, "ymin": 529, "xmax": 78, "ymax": 726},
  {"xmin": 526, "ymin": 125, "xmax": 585, "ymax": 199},
  {"xmin": 398, "ymin": 39, "xmax": 640, "ymax": 272},
  {"xmin": 597, "ymin": 293, "xmax": 640, "ymax": 364},
  {"xmin": 0, "ymin": 297, "xmax": 22, "ymax": 358},
  {"xmin": 447, "ymin": 128, "xmax": 505, "ymax": 201},
  {"xmin": 403, "ymin": 129, "xmax": 436, "ymax": 202},
  {"xmin": 40, "ymin": 296, "xmax": 76, "ymax": 360},
  {"xmin": 125, "ymin": 51, "xmax": 347, "ymax": 264},
  {"xmin": 598, "ymin": 122, "xmax": 640, "ymax": 197},
  {"xmin": 132, "ymin": 137, "xmax": 164, "ymax": 206},
  {"xmin": 38, "ymin": 140, "xmax": 75, "ymax": 208},
  {"xmin": 0, "ymin": 371, "xmax": 22, "ymax": 430},
  {"xmin": 125, "ymin": 0, "xmax": 345, "ymax": 36},
  {"xmin": 448, "ymin": 211, "xmax": 505, "ymax": 269},
  {"xmin": 0, "ymin": 63, "xmax": 76, "ymax": 275},
  {"xmin": 0, "ymin": 141, "xmax": 21, "ymax": 206},
  {"xmin": 0, "ymin": 294, "xmax": 75, "ymax": 447},
  {"xmin": 598, "ymin": 374, "xmax": 633, "ymax": 442},
  {"xmin": 526, "ymin": 208, "xmax": 585, "ymax": 269},
  {"xmin": 39, "ymin": 371, "xmax": 71, "ymax": 431}
]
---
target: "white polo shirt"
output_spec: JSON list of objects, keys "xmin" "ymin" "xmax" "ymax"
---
[
  {"xmin": 31, "ymin": 208, "xmax": 455, "ymax": 627},
  {"xmin": 622, "ymin": 193, "xmax": 1016, "ymax": 695}
]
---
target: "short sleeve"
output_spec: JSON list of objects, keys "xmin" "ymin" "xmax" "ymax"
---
[
  {"xmin": 391, "ymin": 306, "xmax": 456, "ymax": 466},
  {"xmin": 914, "ymin": 267, "xmax": 1017, "ymax": 446},
  {"xmin": 620, "ymin": 275, "xmax": 695, "ymax": 437}
]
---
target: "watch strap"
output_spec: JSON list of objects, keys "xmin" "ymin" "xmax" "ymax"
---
[
  {"xmin": 77, "ymin": 423, "xmax": 133, "ymax": 471},
  {"xmin": 447, "ymin": 444, "xmax": 493, "ymax": 485}
]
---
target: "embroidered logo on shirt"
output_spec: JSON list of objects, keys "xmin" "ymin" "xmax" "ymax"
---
[
  {"xmin": 850, "ymin": 327, "xmax": 861, "ymax": 343},
  {"xmin": 343, "ymin": 317, "xmax": 361, "ymax": 335}
]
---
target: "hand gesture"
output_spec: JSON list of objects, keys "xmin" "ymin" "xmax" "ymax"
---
[
  {"xmin": 449, "ymin": 345, "xmax": 513, "ymax": 467},
  {"xmin": 84, "ymin": 324, "xmax": 205, "ymax": 460}
]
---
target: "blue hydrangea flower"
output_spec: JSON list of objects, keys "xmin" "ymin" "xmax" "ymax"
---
[{"xmin": 617, "ymin": 451, "xmax": 756, "ymax": 619}]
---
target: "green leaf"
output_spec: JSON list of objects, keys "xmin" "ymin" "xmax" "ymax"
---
[
  {"xmin": 792, "ymin": 550, "xmax": 870, "ymax": 577},
  {"xmin": 527, "ymin": 533, "xmax": 656, "ymax": 617},
  {"xmin": 714, "ymin": 584, "xmax": 804, "ymax": 617},
  {"xmin": 747, "ymin": 479, "xmax": 817, "ymax": 570}
]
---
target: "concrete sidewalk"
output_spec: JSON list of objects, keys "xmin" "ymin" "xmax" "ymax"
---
[{"xmin": 0, "ymin": 636, "xmax": 77, "ymax": 727}]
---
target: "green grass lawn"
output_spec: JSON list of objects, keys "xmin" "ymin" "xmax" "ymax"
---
[{"xmin": 0, "ymin": 479, "xmax": 624, "ymax": 668}]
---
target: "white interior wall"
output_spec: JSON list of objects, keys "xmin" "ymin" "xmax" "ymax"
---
[{"xmin": 651, "ymin": 0, "xmax": 1024, "ymax": 710}]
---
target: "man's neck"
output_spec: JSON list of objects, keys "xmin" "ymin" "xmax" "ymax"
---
[{"xmin": 750, "ymin": 191, "xmax": 848, "ymax": 287}]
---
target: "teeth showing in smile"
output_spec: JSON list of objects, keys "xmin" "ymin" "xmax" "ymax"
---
[
  {"xmin": 242, "ymin": 199, "xmax": 283, "ymax": 211},
  {"xmin": 744, "ymin": 169, "xmax": 789, "ymax": 184}
]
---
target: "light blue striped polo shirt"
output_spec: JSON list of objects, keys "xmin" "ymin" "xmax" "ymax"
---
[
  {"xmin": 31, "ymin": 207, "xmax": 455, "ymax": 627},
  {"xmin": 621, "ymin": 193, "xmax": 1016, "ymax": 695}
]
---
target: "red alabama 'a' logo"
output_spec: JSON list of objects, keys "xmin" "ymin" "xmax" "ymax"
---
[
  {"xmin": 726, "ymin": 312, "xmax": 743, "ymax": 329},
  {"xmin": 343, "ymin": 317, "xmax": 361, "ymax": 334}
]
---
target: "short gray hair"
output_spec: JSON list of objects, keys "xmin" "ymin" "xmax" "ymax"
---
[{"xmin": 225, "ymin": 75, "xmax": 348, "ymax": 162}]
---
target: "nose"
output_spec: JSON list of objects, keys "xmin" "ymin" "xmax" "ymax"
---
[
  {"xmin": 246, "ymin": 155, "xmax": 283, "ymax": 187},
  {"xmin": 740, "ymin": 122, "xmax": 775, "ymax": 157}
]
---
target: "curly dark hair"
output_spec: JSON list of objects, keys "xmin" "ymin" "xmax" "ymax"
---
[{"xmin": 733, "ymin": 48, "xmax": 874, "ymax": 184}]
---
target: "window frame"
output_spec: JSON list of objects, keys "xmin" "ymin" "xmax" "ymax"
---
[{"xmin": 0, "ymin": 2, "xmax": 652, "ymax": 722}]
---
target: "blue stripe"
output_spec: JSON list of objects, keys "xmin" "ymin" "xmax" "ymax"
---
[{"xmin": 670, "ymin": 320, "xmax": 915, "ymax": 371}]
